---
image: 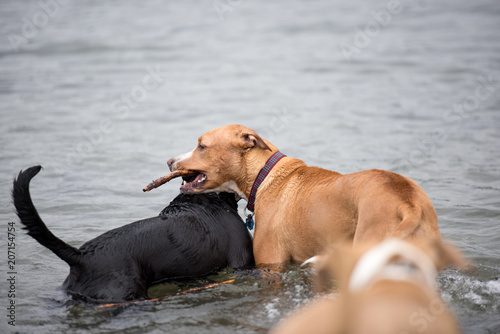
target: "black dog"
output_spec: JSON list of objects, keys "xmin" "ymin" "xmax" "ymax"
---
[{"xmin": 13, "ymin": 166, "xmax": 254, "ymax": 303}]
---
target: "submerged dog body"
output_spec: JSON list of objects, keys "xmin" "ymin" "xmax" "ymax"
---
[
  {"xmin": 271, "ymin": 239, "xmax": 467, "ymax": 334},
  {"xmin": 166, "ymin": 124, "xmax": 441, "ymax": 265},
  {"xmin": 13, "ymin": 166, "xmax": 254, "ymax": 302}
]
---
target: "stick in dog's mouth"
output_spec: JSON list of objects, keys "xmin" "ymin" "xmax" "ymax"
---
[{"xmin": 143, "ymin": 170, "xmax": 200, "ymax": 192}]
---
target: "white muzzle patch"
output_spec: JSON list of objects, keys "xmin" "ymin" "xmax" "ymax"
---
[{"xmin": 169, "ymin": 148, "xmax": 194, "ymax": 171}]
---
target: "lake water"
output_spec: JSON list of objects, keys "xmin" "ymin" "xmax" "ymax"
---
[{"xmin": 1, "ymin": 0, "xmax": 499, "ymax": 333}]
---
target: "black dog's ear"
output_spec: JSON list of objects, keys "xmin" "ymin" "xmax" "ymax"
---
[{"xmin": 238, "ymin": 130, "xmax": 271, "ymax": 151}]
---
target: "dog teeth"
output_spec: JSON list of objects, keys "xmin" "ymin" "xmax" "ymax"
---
[{"xmin": 182, "ymin": 175, "xmax": 206, "ymax": 186}]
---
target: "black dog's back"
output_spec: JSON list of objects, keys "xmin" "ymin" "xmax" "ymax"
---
[{"xmin": 13, "ymin": 166, "xmax": 254, "ymax": 302}]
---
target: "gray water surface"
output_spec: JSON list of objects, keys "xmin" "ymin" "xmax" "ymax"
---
[{"xmin": 1, "ymin": 0, "xmax": 499, "ymax": 333}]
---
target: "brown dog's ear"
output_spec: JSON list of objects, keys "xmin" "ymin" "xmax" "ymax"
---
[{"xmin": 238, "ymin": 130, "xmax": 272, "ymax": 151}]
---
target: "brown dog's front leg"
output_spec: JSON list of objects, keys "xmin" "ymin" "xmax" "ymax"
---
[{"xmin": 253, "ymin": 237, "xmax": 291, "ymax": 269}]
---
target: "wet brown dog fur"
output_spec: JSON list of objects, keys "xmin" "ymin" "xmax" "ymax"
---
[{"xmin": 167, "ymin": 124, "xmax": 441, "ymax": 266}]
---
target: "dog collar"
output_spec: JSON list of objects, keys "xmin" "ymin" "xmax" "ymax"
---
[{"xmin": 245, "ymin": 151, "xmax": 286, "ymax": 230}]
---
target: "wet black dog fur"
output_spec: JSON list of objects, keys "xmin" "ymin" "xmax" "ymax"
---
[{"xmin": 12, "ymin": 166, "xmax": 254, "ymax": 303}]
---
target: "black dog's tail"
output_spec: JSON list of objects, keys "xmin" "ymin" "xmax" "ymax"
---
[{"xmin": 12, "ymin": 166, "xmax": 81, "ymax": 266}]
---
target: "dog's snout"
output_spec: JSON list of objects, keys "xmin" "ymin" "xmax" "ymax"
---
[
  {"xmin": 167, "ymin": 149, "xmax": 195, "ymax": 171},
  {"xmin": 167, "ymin": 157, "xmax": 176, "ymax": 170}
]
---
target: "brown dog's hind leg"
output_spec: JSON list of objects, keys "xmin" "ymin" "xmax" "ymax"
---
[{"xmin": 390, "ymin": 205, "xmax": 423, "ymax": 239}]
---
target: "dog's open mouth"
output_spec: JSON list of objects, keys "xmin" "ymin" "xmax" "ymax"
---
[{"xmin": 181, "ymin": 172, "xmax": 207, "ymax": 191}]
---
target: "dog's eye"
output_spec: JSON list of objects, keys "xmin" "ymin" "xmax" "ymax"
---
[{"xmin": 198, "ymin": 144, "xmax": 206, "ymax": 151}]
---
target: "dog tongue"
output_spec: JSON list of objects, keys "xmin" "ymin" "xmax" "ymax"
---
[
  {"xmin": 180, "ymin": 173, "xmax": 206, "ymax": 191},
  {"xmin": 143, "ymin": 170, "xmax": 197, "ymax": 192}
]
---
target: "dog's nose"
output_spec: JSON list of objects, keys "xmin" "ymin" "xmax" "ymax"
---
[{"xmin": 167, "ymin": 158, "xmax": 175, "ymax": 169}]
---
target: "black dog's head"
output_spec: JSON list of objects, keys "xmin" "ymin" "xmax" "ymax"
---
[{"xmin": 160, "ymin": 192, "xmax": 239, "ymax": 216}]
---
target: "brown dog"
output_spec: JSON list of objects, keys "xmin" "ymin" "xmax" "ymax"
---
[
  {"xmin": 271, "ymin": 238, "xmax": 469, "ymax": 334},
  {"xmin": 167, "ymin": 124, "xmax": 441, "ymax": 265}
]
